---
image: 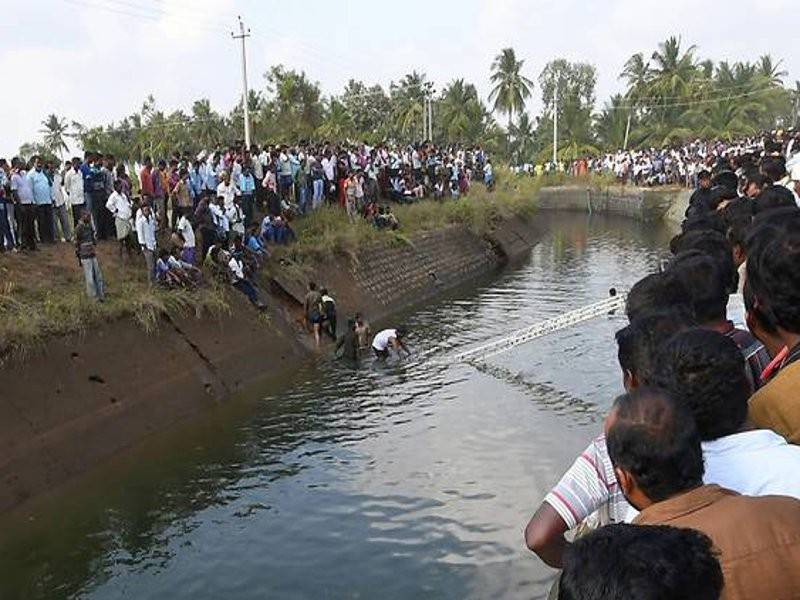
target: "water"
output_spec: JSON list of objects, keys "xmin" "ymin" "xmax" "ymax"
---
[{"xmin": 0, "ymin": 213, "xmax": 672, "ymax": 600}]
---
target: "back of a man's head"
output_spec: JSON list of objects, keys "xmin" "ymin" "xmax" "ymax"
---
[
  {"xmin": 616, "ymin": 309, "xmax": 696, "ymax": 388},
  {"xmin": 606, "ymin": 388, "xmax": 704, "ymax": 503},
  {"xmin": 666, "ymin": 251, "xmax": 731, "ymax": 324},
  {"xmin": 559, "ymin": 523, "xmax": 723, "ymax": 600},
  {"xmin": 651, "ymin": 329, "xmax": 750, "ymax": 441},
  {"xmin": 625, "ymin": 272, "xmax": 692, "ymax": 323},
  {"xmin": 754, "ymin": 185, "xmax": 797, "ymax": 214},
  {"xmin": 747, "ymin": 215, "xmax": 800, "ymax": 335}
]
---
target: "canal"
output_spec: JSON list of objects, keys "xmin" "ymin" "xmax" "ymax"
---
[{"xmin": 0, "ymin": 213, "xmax": 673, "ymax": 599}]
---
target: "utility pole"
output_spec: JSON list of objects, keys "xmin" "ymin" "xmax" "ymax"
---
[
  {"xmin": 552, "ymin": 78, "xmax": 559, "ymax": 168},
  {"xmin": 623, "ymin": 110, "xmax": 632, "ymax": 151},
  {"xmin": 231, "ymin": 16, "xmax": 251, "ymax": 148},
  {"xmin": 422, "ymin": 97, "xmax": 427, "ymax": 142},
  {"xmin": 428, "ymin": 94, "xmax": 433, "ymax": 141}
]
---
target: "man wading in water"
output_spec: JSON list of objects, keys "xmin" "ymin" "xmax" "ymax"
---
[{"xmin": 371, "ymin": 327, "xmax": 410, "ymax": 360}]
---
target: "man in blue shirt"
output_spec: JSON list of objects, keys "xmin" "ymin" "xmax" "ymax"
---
[
  {"xmin": 188, "ymin": 160, "xmax": 204, "ymax": 209},
  {"xmin": 10, "ymin": 157, "xmax": 36, "ymax": 250},
  {"xmin": 29, "ymin": 156, "xmax": 54, "ymax": 243},
  {"xmin": 238, "ymin": 164, "xmax": 256, "ymax": 227}
]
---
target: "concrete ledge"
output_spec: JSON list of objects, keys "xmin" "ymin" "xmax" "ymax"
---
[{"xmin": 536, "ymin": 185, "xmax": 689, "ymax": 222}]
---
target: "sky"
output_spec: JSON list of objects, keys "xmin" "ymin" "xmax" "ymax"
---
[{"xmin": 2, "ymin": 0, "xmax": 799, "ymax": 156}]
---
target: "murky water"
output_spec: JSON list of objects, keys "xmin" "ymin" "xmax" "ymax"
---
[{"xmin": 0, "ymin": 213, "xmax": 672, "ymax": 599}]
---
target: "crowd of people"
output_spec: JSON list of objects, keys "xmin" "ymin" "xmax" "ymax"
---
[
  {"xmin": 514, "ymin": 129, "xmax": 800, "ymax": 191},
  {"xmin": 525, "ymin": 138, "xmax": 800, "ymax": 599},
  {"xmin": 0, "ymin": 142, "xmax": 494, "ymax": 315}
]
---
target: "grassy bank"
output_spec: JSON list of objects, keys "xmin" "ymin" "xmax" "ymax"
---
[
  {"xmin": 0, "ymin": 245, "xmax": 232, "ymax": 366},
  {"xmin": 0, "ymin": 171, "xmax": 579, "ymax": 365},
  {"xmin": 279, "ymin": 173, "xmax": 542, "ymax": 266}
]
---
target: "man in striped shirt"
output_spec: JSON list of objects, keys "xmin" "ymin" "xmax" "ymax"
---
[{"xmin": 525, "ymin": 310, "xmax": 692, "ymax": 568}]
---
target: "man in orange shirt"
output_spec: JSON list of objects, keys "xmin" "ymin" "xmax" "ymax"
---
[{"xmin": 606, "ymin": 388, "xmax": 800, "ymax": 599}]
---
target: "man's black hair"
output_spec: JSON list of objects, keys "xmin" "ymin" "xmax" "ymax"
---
[
  {"xmin": 666, "ymin": 251, "xmax": 731, "ymax": 324},
  {"xmin": 607, "ymin": 388, "xmax": 704, "ymax": 502},
  {"xmin": 625, "ymin": 272, "xmax": 692, "ymax": 323},
  {"xmin": 651, "ymin": 329, "xmax": 750, "ymax": 441},
  {"xmin": 753, "ymin": 185, "xmax": 797, "ymax": 214},
  {"xmin": 615, "ymin": 309, "xmax": 695, "ymax": 384},
  {"xmin": 760, "ymin": 156, "xmax": 787, "ymax": 182},
  {"xmin": 743, "ymin": 278, "xmax": 777, "ymax": 335},
  {"xmin": 720, "ymin": 197, "xmax": 754, "ymax": 225},
  {"xmin": 678, "ymin": 212, "xmax": 725, "ymax": 236},
  {"xmin": 746, "ymin": 215, "xmax": 800, "ymax": 334},
  {"xmin": 711, "ymin": 170, "xmax": 738, "ymax": 192},
  {"xmin": 667, "ymin": 229, "xmax": 736, "ymax": 292},
  {"xmin": 308, "ymin": 281, "xmax": 317, "ymax": 290},
  {"xmin": 746, "ymin": 172, "xmax": 771, "ymax": 189},
  {"xmin": 559, "ymin": 523, "xmax": 723, "ymax": 600}
]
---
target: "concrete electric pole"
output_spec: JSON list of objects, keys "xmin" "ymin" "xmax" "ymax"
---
[
  {"xmin": 552, "ymin": 78, "xmax": 559, "ymax": 169},
  {"xmin": 231, "ymin": 16, "xmax": 252, "ymax": 148}
]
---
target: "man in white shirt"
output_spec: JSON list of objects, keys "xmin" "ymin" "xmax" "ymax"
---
[
  {"xmin": 652, "ymin": 328, "xmax": 800, "ymax": 499},
  {"xmin": 176, "ymin": 212, "xmax": 196, "ymax": 265},
  {"xmin": 135, "ymin": 202, "xmax": 157, "ymax": 282},
  {"xmin": 106, "ymin": 180, "xmax": 132, "ymax": 259},
  {"xmin": 51, "ymin": 162, "xmax": 71, "ymax": 242},
  {"xmin": 371, "ymin": 327, "xmax": 410, "ymax": 360},
  {"xmin": 63, "ymin": 157, "xmax": 86, "ymax": 228},
  {"xmin": 216, "ymin": 172, "xmax": 240, "ymax": 209}
]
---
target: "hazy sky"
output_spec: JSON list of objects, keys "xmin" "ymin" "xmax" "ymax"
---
[{"xmin": 3, "ymin": 0, "xmax": 799, "ymax": 156}]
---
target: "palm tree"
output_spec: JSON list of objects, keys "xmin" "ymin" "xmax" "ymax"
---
[
  {"xmin": 317, "ymin": 98, "xmax": 355, "ymax": 140},
  {"xmin": 508, "ymin": 112, "xmax": 536, "ymax": 163},
  {"xmin": 191, "ymin": 99, "xmax": 222, "ymax": 149},
  {"xmin": 757, "ymin": 55, "xmax": 787, "ymax": 85},
  {"xmin": 40, "ymin": 114, "xmax": 70, "ymax": 159},
  {"xmin": 595, "ymin": 94, "xmax": 630, "ymax": 150},
  {"xmin": 649, "ymin": 36, "xmax": 699, "ymax": 99},
  {"xmin": 437, "ymin": 79, "xmax": 489, "ymax": 143},
  {"xmin": 489, "ymin": 47, "xmax": 534, "ymax": 130},
  {"xmin": 620, "ymin": 53, "xmax": 651, "ymax": 148}
]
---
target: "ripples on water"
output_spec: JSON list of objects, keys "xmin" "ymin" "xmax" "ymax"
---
[{"xmin": 0, "ymin": 214, "xmax": 671, "ymax": 600}]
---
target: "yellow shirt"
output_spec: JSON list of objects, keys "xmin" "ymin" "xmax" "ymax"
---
[{"xmin": 749, "ymin": 360, "xmax": 800, "ymax": 444}]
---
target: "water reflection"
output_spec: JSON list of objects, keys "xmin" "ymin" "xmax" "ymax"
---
[{"xmin": 0, "ymin": 213, "xmax": 670, "ymax": 599}]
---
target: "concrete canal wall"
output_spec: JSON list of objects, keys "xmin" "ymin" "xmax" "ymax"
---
[{"xmin": 535, "ymin": 185, "xmax": 690, "ymax": 223}]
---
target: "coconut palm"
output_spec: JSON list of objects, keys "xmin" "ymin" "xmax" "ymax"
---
[
  {"xmin": 317, "ymin": 98, "xmax": 356, "ymax": 141},
  {"xmin": 649, "ymin": 36, "xmax": 699, "ymax": 99},
  {"xmin": 489, "ymin": 47, "xmax": 534, "ymax": 130},
  {"xmin": 595, "ymin": 94, "xmax": 631, "ymax": 150},
  {"xmin": 508, "ymin": 112, "xmax": 536, "ymax": 163},
  {"xmin": 757, "ymin": 55, "xmax": 787, "ymax": 85},
  {"xmin": 40, "ymin": 114, "xmax": 70, "ymax": 159}
]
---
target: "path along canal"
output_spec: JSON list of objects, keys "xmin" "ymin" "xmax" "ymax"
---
[{"xmin": 0, "ymin": 213, "xmax": 674, "ymax": 599}]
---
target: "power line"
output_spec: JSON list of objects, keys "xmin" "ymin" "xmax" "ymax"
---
[{"xmin": 602, "ymin": 86, "xmax": 777, "ymax": 111}]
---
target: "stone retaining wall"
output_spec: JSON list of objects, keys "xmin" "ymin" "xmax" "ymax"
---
[{"xmin": 536, "ymin": 185, "xmax": 687, "ymax": 222}]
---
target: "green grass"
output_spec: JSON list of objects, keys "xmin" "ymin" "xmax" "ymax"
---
[
  {"xmin": 278, "ymin": 171, "xmax": 541, "ymax": 267},
  {"xmin": 0, "ymin": 249, "xmax": 232, "ymax": 366}
]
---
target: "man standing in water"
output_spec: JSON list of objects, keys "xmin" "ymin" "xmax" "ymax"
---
[
  {"xmin": 371, "ymin": 327, "xmax": 410, "ymax": 360},
  {"xmin": 336, "ymin": 318, "xmax": 360, "ymax": 363}
]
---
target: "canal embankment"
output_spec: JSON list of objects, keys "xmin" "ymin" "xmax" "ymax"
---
[{"xmin": 0, "ymin": 179, "xmax": 689, "ymax": 512}]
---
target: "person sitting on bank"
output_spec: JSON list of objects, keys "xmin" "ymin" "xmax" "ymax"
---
[
  {"xmin": 228, "ymin": 250, "xmax": 266, "ymax": 310},
  {"xmin": 371, "ymin": 327, "xmax": 410, "ymax": 360},
  {"xmin": 167, "ymin": 246, "xmax": 202, "ymax": 287},
  {"xmin": 558, "ymin": 524, "xmax": 723, "ymax": 600},
  {"xmin": 606, "ymin": 387, "xmax": 800, "ymax": 599}
]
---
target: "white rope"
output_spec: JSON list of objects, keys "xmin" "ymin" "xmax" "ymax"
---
[{"xmin": 445, "ymin": 293, "xmax": 626, "ymax": 364}]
